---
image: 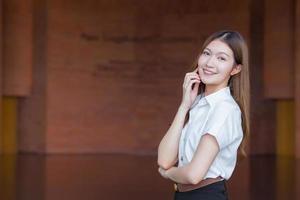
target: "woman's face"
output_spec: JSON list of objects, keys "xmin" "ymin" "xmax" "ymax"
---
[{"xmin": 197, "ymin": 39, "xmax": 240, "ymax": 86}]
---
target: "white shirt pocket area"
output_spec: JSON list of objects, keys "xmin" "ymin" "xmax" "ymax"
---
[{"xmin": 203, "ymin": 101, "xmax": 243, "ymax": 150}]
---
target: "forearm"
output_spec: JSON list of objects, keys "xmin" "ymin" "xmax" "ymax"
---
[
  {"xmin": 164, "ymin": 135, "xmax": 219, "ymax": 185},
  {"xmin": 165, "ymin": 166, "xmax": 196, "ymax": 184},
  {"xmin": 157, "ymin": 105, "xmax": 189, "ymax": 169}
]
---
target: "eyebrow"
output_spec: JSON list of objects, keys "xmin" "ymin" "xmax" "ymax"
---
[{"xmin": 204, "ymin": 48, "xmax": 230, "ymax": 57}]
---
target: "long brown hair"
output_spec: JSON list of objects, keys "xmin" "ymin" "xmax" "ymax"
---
[{"xmin": 191, "ymin": 30, "xmax": 250, "ymax": 158}]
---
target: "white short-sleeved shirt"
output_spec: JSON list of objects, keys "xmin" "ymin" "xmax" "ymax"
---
[{"xmin": 178, "ymin": 86, "xmax": 243, "ymax": 180}]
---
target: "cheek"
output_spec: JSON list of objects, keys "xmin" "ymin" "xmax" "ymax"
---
[
  {"xmin": 197, "ymin": 56, "xmax": 206, "ymax": 66},
  {"xmin": 218, "ymin": 63, "xmax": 234, "ymax": 74}
]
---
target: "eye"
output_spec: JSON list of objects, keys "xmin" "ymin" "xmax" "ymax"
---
[
  {"xmin": 218, "ymin": 56, "xmax": 226, "ymax": 61},
  {"xmin": 202, "ymin": 50, "xmax": 210, "ymax": 56}
]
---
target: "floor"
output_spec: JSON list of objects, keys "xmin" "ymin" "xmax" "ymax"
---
[{"xmin": 0, "ymin": 154, "xmax": 299, "ymax": 200}]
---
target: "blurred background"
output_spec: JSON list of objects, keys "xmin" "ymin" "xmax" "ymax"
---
[{"xmin": 0, "ymin": 0, "xmax": 299, "ymax": 199}]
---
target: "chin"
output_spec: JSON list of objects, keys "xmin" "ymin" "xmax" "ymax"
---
[
  {"xmin": 202, "ymin": 80, "xmax": 223, "ymax": 87},
  {"xmin": 200, "ymin": 78, "xmax": 216, "ymax": 85},
  {"xmin": 200, "ymin": 75, "xmax": 224, "ymax": 85}
]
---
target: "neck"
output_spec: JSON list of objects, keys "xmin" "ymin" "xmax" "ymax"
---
[{"xmin": 204, "ymin": 84, "xmax": 228, "ymax": 96}]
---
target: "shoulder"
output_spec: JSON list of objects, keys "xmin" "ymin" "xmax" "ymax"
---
[
  {"xmin": 204, "ymin": 99, "xmax": 243, "ymax": 149},
  {"xmin": 211, "ymin": 99, "xmax": 241, "ymax": 118}
]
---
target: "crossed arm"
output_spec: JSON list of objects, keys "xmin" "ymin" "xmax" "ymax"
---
[
  {"xmin": 159, "ymin": 134, "xmax": 219, "ymax": 184},
  {"xmin": 157, "ymin": 106, "xmax": 220, "ymax": 185}
]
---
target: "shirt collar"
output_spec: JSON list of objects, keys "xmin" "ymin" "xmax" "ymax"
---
[{"xmin": 204, "ymin": 86, "xmax": 231, "ymax": 106}]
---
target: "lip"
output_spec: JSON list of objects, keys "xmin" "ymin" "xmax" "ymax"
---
[{"xmin": 203, "ymin": 68, "xmax": 216, "ymax": 75}]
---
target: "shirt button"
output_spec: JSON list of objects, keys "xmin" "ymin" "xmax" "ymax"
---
[{"xmin": 180, "ymin": 156, "xmax": 183, "ymax": 161}]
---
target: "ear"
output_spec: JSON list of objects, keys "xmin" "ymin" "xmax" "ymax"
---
[{"xmin": 230, "ymin": 64, "xmax": 242, "ymax": 76}]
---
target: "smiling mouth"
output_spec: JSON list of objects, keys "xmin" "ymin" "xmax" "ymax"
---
[{"xmin": 203, "ymin": 69, "xmax": 216, "ymax": 75}]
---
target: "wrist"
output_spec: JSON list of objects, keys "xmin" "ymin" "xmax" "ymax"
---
[
  {"xmin": 179, "ymin": 105, "xmax": 189, "ymax": 113},
  {"xmin": 165, "ymin": 166, "xmax": 175, "ymax": 178}
]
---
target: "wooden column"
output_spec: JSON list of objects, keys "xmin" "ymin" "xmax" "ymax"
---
[
  {"xmin": 18, "ymin": 0, "xmax": 47, "ymax": 153},
  {"xmin": 0, "ymin": 0, "xmax": 3, "ymax": 153},
  {"xmin": 1, "ymin": 0, "xmax": 33, "ymax": 154},
  {"xmin": 3, "ymin": 0, "xmax": 33, "ymax": 96},
  {"xmin": 295, "ymin": 0, "xmax": 300, "ymax": 158},
  {"xmin": 263, "ymin": 0, "xmax": 295, "ymax": 156},
  {"xmin": 264, "ymin": 0, "xmax": 294, "ymax": 98},
  {"xmin": 250, "ymin": 0, "xmax": 277, "ymax": 155}
]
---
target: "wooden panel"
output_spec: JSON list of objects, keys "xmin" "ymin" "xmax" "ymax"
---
[
  {"xmin": 250, "ymin": 156, "xmax": 276, "ymax": 199},
  {"xmin": 17, "ymin": 155, "xmax": 45, "ymax": 200},
  {"xmin": 297, "ymin": 161, "xmax": 300, "ymax": 199},
  {"xmin": 0, "ymin": 155, "xmax": 17, "ymax": 199},
  {"xmin": 276, "ymin": 100, "xmax": 295, "ymax": 156},
  {"xmin": 2, "ymin": 97, "xmax": 17, "ymax": 154},
  {"xmin": 276, "ymin": 157, "xmax": 296, "ymax": 200},
  {"xmin": 264, "ymin": 0, "xmax": 294, "ymax": 98},
  {"xmin": 3, "ymin": 0, "xmax": 33, "ymax": 96},
  {"xmin": 44, "ymin": 0, "xmax": 250, "ymax": 153},
  {"xmin": 228, "ymin": 158, "xmax": 250, "ymax": 200}
]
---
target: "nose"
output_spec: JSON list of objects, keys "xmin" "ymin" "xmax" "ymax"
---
[{"xmin": 206, "ymin": 55, "xmax": 215, "ymax": 67}]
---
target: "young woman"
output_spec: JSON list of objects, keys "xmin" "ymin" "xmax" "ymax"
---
[{"xmin": 157, "ymin": 30, "xmax": 250, "ymax": 200}]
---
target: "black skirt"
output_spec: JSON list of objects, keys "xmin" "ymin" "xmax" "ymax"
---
[{"xmin": 174, "ymin": 180, "xmax": 228, "ymax": 200}]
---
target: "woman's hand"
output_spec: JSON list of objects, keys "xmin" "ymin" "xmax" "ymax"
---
[
  {"xmin": 158, "ymin": 167, "xmax": 169, "ymax": 179},
  {"xmin": 180, "ymin": 68, "xmax": 201, "ymax": 110}
]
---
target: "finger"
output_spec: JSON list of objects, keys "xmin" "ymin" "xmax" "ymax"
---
[
  {"xmin": 184, "ymin": 71, "xmax": 199, "ymax": 81},
  {"xmin": 186, "ymin": 70, "xmax": 199, "ymax": 76},
  {"xmin": 184, "ymin": 72, "xmax": 192, "ymax": 83},
  {"xmin": 186, "ymin": 73, "xmax": 200, "ymax": 81},
  {"xmin": 183, "ymin": 74, "xmax": 200, "ymax": 87},
  {"xmin": 158, "ymin": 167, "xmax": 162, "ymax": 174},
  {"xmin": 188, "ymin": 74, "xmax": 201, "ymax": 80},
  {"xmin": 158, "ymin": 168, "xmax": 165, "ymax": 177},
  {"xmin": 192, "ymin": 81, "xmax": 200, "ymax": 92},
  {"xmin": 186, "ymin": 79, "xmax": 201, "ymax": 91},
  {"xmin": 182, "ymin": 72, "xmax": 200, "ymax": 88},
  {"xmin": 184, "ymin": 75, "xmax": 201, "ymax": 88}
]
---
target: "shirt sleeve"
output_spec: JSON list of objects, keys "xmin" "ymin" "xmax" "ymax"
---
[{"xmin": 203, "ymin": 103, "xmax": 242, "ymax": 150}]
